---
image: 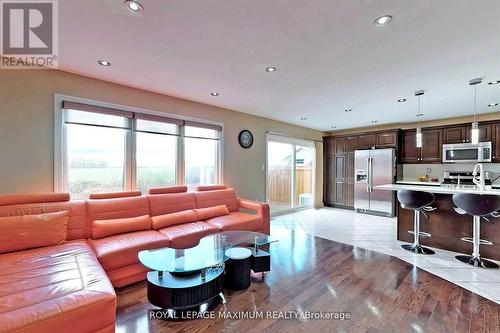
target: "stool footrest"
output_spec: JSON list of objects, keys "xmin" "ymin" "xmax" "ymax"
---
[
  {"xmin": 408, "ymin": 231, "xmax": 431, "ymax": 238},
  {"xmin": 460, "ymin": 237, "xmax": 494, "ymax": 246}
]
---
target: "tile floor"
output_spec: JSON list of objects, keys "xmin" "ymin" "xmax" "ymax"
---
[{"xmin": 271, "ymin": 207, "xmax": 500, "ymax": 304}]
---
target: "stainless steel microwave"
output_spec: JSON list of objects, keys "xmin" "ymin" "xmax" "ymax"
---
[{"xmin": 442, "ymin": 142, "xmax": 492, "ymax": 163}]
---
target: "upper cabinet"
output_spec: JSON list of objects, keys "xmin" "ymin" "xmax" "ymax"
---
[
  {"xmin": 357, "ymin": 131, "xmax": 398, "ymax": 149},
  {"xmin": 400, "ymin": 129, "xmax": 442, "ymax": 163},
  {"xmin": 345, "ymin": 136, "xmax": 358, "ymax": 153},
  {"xmin": 465, "ymin": 124, "xmax": 492, "ymax": 143},
  {"xmin": 443, "ymin": 126, "xmax": 467, "ymax": 144},
  {"xmin": 334, "ymin": 137, "xmax": 346, "ymax": 155},
  {"xmin": 357, "ymin": 134, "xmax": 377, "ymax": 149},
  {"xmin": 376, "ymin": 132, "xmax": 398, "ymax": 147},
  {"xmin": 325, "ymin": 137, "xmax": 335, "ymax": 157},
  {"xmin": 420, "ymin": 129, "xmax": 442, "ymax": 162},
  {"xmin": 443, "ymin": 124, "xmax": 492, "ymax": 144}
]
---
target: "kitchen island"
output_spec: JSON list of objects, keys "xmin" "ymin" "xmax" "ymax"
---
[{"xmin": 376, "ymin": 184, "xmax": 500, "ymax": 261}]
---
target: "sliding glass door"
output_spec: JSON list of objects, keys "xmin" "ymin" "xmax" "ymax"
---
[{"xmin": 266, "ymin": 135, "xmax": 315, "ymax": 214}]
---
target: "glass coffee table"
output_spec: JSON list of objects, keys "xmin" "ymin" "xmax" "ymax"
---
[{"xmin": 138, "ymin": 231, "xmax": 276, "ymax": 315}]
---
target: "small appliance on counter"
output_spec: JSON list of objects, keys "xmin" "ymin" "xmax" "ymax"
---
[
  {"xmin": 440, "ymin": 171, "xmax": 492, "ymax": 189},
  {"xmin": 354, "ymin": 148, "xmax": 396, "ymax": 217}
]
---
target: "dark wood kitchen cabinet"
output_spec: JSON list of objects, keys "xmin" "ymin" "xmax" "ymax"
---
[
  {"xmin": 443, "ymin": 126, "xmax": 467, "ymax": 144},
  {"xmin": 376, "ymin": 132, "xmax": 398, "ymax": 147},
  {"xmin": 357, "ymin": 134, "xmax": 377, "ymax": 149},
  {"xmin": 420, "ymin": 129, "xmax": 442, "ymax": 162},
  {"xmin": 443, "ymin": 124, "xmax": 491, "ymax": 144},
  {"xmin": 334, "ymin": 137, "xmax": 346, "ymax": 155},
  {"xmin": 493, "ymin": 123, "xmax": 500, "ymax": 162},
  {"xmin": 333, "ymin": 155, "xmax": 346, "ymax": 206},
  {"xmin": 323, "ymin": 130, "xmax": 397, "ymax": 209},
  {"xmin": 400, "ymin": 129, "xmax": 442, "ymax": 163},
  {"xmin": 465, "ymin": 124, "xmax": 492, "ymax": 143}
]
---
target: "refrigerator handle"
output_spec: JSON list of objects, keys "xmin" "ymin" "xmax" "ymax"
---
[
  {"xmin": 368, "ymin": 158, "xmax": 373, "ymax": 193},
  {"xmin": 366, "ymin": 157, "xmax": 370, "ymax": 193}
]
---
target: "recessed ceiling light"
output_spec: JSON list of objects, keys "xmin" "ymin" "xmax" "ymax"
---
[
  {"xmin": 488, "ymin": 80, "xmax": 500, "ymax": 85},
  {"xmin": 210, "ymin": 92, "xmax": 219, "ymax": 96},
  {"xmin": 265, "ymin": 66, "xmax": 277, "ymax": 72},
  {"xmin": 488, "ymin": 103, "xmax": 498, "ymax": 107},
  {"xmin": 397, "ymin": 98, "xmax": 407, "ymax": 102},
  {"xmin": 124, "ymin": 0, "xmax": 143, "ymax": 13},
  {"xmin": 371, "ymin": 120, "xmax": 378, "ymax": 123},
  {"xmin": 374, "ymin": 15, "xmax": 392, "ymax": 26},
  {"xmin": 97, "ymin": 60, "xmax": 111, "ymax": 66},
  {"xmin": 345, "ymin": 109, "xmax": 352, "ymax": 112}
]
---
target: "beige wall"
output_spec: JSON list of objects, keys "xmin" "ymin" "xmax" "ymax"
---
[
  {"xmin": 326, "ymin": 112, "xmax": 500, "ymax": 137},
  {"xmin": 0, "ymin": 69, "xmax": 322, "ymax": 201}
]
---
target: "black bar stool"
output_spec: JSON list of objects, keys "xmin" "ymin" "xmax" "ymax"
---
[
  {"xmin": 452, "ymin": 193, "xmax": 500, "ymax": 269},
  {"xmin": 397, "ymin": 190, "xmax": 436, "ymax": 254}
]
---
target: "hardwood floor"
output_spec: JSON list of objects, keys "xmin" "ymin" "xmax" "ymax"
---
[{"xmin": 116, "ymin": 228, "xmax": 500, "ymax": 332}]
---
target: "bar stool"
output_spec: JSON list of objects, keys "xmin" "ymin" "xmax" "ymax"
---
[
  {"xmin": 397, "ymin": 190, "xmax": 436, "ymax": 254},
  {"xmin": 452, "ymin": 193, "xmax": 500, "ymax": 269}
]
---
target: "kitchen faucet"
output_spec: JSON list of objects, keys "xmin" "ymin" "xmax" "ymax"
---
[{"xmin": 472, "ymin": 163, "xmax": 485, "ymax": 191}]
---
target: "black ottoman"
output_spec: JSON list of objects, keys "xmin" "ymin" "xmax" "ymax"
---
[{"xmin": 224, "ymin": 247, "xmax": 252, "ymax": 290}]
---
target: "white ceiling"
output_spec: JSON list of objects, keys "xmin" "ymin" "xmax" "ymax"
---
[{"xmin": 58, "ymin": 0, "xmax": 500, "ymax": 131}]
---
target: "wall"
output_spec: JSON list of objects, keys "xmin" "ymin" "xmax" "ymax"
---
[{"xmin": 0, "ymin": 69, "xmax": 322, "ymax": 201}]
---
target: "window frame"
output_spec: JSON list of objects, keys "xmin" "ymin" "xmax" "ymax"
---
[{"xmin": 54, "ymin": 94, "xmax": 224, "ymax": 196}]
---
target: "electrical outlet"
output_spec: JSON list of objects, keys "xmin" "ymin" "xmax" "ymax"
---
[{"xmin": 427, "ymin": 168, "xmax": 432, "ymax": 174}]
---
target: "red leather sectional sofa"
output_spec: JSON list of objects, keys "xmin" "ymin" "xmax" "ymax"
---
[{"xmin": 0, "ymin": 186, "xmax": 270, "ymax": 333}]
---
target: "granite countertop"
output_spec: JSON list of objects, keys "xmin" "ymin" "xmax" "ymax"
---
[
  {"xmin": 396, "ymin": 180, "xmax": 441, "ymax": 186},
  {"xmin": 376, "ymin": 183, "xmax": 500, "ymax": 196}
]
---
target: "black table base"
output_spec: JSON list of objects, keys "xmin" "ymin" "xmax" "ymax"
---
[
  {"xmin": 146, "ymin": 267, "xmax": 224, "ymax": 313},
  {"xmin": 147, "ymin": 246, "xmax": 272, "ymax": 320}
]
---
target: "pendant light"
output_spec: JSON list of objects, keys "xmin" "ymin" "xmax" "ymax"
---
[
  {"xmin": 469, "ymin": 78, "xmax": 482, "ymax": 144},
  {"xmin": 415, "ymin": 90, "xmax": 425, "ymax": 148}
]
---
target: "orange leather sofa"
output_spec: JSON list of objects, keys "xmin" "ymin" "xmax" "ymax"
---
[{"xmin": 0, "ymin": 186, "xmax": 269, "ymax": 332}]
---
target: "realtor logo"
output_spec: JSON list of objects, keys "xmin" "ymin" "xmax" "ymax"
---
[{"xmin": 1, "ymin": 0, "xmax": 58, "ymax": 69}]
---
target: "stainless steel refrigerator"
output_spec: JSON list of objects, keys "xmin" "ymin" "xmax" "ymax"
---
[{"xmin": 354, "ymin": 148, "xmax": 395, "ymax": 217}]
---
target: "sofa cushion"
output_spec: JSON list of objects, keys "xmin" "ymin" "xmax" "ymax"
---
[
  {"xmin": 0, "ymin": 193, "xmax": 70, "ymax": 206},
  {"xmin": 151, "ymin": 210, "xmax": 198, "ymax": 229},
  {"xmin": 88, "ymin": 230, "xmax": 169, "ymax": 272},
  {"xmin": 89, "ymin": 190, "xmax": 142, "ymax": 199},
  {"xmin": 0, "ymin": 200, "xmax": 87, "ymax": 240},
  {"xmin": 196, "ymin": 185, "xmax": 227, "ymax": 191},
  {"xmin": 193, "ymin": 188, "xmax": 239, "ymax": 212},
  {"xmin": 194, "ymin": 205, "xmax": 229, "ymax": 220},
  {"xmin": 206, "ymin": 212, "xmax": 262, "ymax": 232},
  {"xmin": 149, "ymin": 186, "xmax": 188, "ymax": 195},
  {"xmin": 0, "ymin": 211, "xmax": 68, "ymax": 254},
  {"xmin": 0, "ymin": 240, "xmax": 116, "ymax": 333},
  {"xmin": 148, "ymin": 192, "xmax": 197, "ymax": 216},
  {"xmin": 86, "ymin": 196, "xmax": 150, "ymax": 237},
  {"xmin": 92, "ymin": 214, "xmax": 152, "ymax": 239},
  {"xmin": 158, "ymin": 222, "xmax": 219, "ymax": 249}
]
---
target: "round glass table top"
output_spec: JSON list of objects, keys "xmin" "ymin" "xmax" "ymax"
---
[{"xmin": 138, "ymin": 231, "xmax": 276, "ymax": 273}]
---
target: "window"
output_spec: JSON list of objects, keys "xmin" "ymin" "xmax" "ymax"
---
[
  {"xmin": 184, "ymin": 125, "xmax": 220, "ymax": 188},
  {"xmin": 134, "ymin": 117, "xmax": 178, "ymax": 193},
  {"xmin": 58, "ymin": 100, "xmax": 222, "ymax": 198}
]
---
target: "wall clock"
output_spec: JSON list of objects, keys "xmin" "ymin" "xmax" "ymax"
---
[{"xmin": 238, "ymin": 130, "xmax": 254, "ymax": 149}]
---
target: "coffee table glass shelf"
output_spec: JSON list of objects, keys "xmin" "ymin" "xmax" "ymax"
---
[{"xmin": 138, "ymin": 231, "xmax": 277, "ymax": 315}]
